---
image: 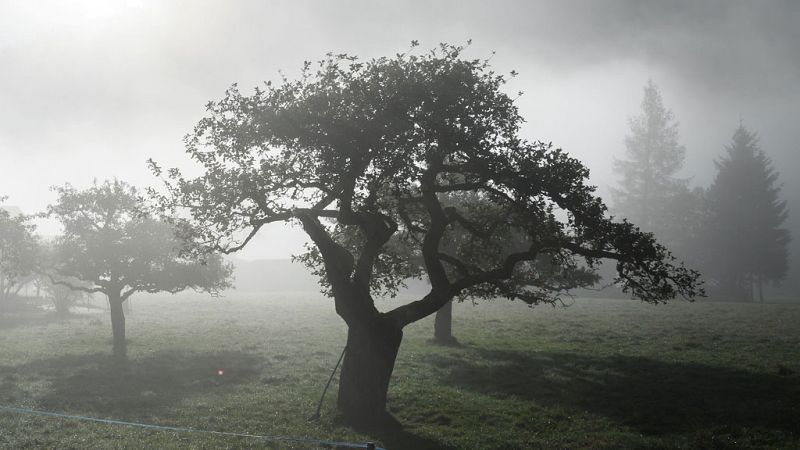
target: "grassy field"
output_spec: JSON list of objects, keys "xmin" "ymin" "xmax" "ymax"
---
[{"xmin": 1, "ymin": 292, "xmax": 799, "ymax": 449}]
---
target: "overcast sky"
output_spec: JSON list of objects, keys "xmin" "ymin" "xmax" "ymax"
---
[{"xmin": 1, "ymin": 1, "xmax": 799, "ymax": 277}]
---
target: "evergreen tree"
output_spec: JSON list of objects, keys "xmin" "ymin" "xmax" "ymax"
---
[
  {"xmin": 612, "ymin": 80, "xmax": 688, "ymax": 235},
  {"xmin": 705, "ymin": 125, "xmax": 790, "ymax": 301}
]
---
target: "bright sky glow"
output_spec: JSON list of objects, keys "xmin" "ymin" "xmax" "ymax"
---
[{"xmin": 1, "ymin": 1, "xmax": 798, "ymax": 265}]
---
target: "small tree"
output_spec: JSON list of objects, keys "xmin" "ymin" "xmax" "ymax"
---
[
  {"xmin": 612, "ymin": 80, "xmax": 689, "ymax": 234},
  {"xmin": 46, "ymin": 282, "xmax": 84, "ymax": 317},
  {"xmin": 704, "ymin": 125, "xmax": 790, "ymax": 301},
  {"xmin": 153, "ymin": 44, "xmax": 702, "ymax": 424},
  {"xmin": 0, "ymin": 198, "xmax": 39, "ymax": 308},
  {"xmin": 48, "ymin": 180, "xmax": 233, "ymax": 358}
]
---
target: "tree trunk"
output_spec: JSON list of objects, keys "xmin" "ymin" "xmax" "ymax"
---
[
  {"xmin": 433, "ymin": 300, "xmax": 457, "ymax": 345},
  {"xmin": 757, "ymin": 275, "xmax": 764, "ymax": 303},
  {"xmin": 0, "ymin": 276, "xmax": 5, "ymax": 313},
  {"xmin": 337, "ymin": 315, "xmax": 402, "ymax": 426},
  {"xmin": 108, "ymin": 294, "xmax": 127, "ymax": 359}
]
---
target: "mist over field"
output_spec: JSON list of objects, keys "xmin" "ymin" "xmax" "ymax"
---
[
  {"xmin": 1, "ymin": 1, "xmax": 799, "ymax": 448},
  {"xmin": 2, "ymin": 1, "xmax": 799, "ymax": 288}
]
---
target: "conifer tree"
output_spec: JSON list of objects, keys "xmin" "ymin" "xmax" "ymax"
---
[
  {"xmin": 705, "ymin": 125, "xmax": 790, "ymax": 301},
  {"xmin": 612, "ymin": 80, "xmax": 688, "ymax": 235}
]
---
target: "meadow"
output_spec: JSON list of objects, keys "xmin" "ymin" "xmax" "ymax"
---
[{"xmin": 0, "ymin": 292, "xmax": 799, "ymax": 449}]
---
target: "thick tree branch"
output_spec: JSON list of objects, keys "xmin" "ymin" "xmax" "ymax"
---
[
  {"xmin": 294, "ymin": 211, "xmax": 383, "ymax": 326},
  {"xmin": 44, "ymin": 273, "xmax": 106, "ymax": 295},
  {"xmin": 451, "ymin": 247, "xmax": 540, "ymax": 292},
  {"xmin": 295, "ymin": 213, "xmax": 354, "ymax": 284},
  {"xmin": 561, "ymin": 241, "xmax": 622, "ymax": 261},
  {"xmin": 385, "ymin": 289, "xmax": 454, "ymax": 329},
  {"xmin": 121, "ymin": 288, "xmax": 137, "ymax": 301},
  {"xmin": 420, "ymin": 164, "xmax": 451, "ymax": 291},
  {"xmin": 217, "ymin": 209, "xmax": 337, "ymax": 254},
  {"xmin": 352, "ymin": 212, "xmax": 398, "ymax": 292}
]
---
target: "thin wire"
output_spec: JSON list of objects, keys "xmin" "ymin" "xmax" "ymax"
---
[{"xmin": 0, "ymin": 405, "xmax": 384, "ymax": 450}]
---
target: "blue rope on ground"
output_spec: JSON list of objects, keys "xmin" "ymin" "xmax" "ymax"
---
[{"xmin": 0, "ymin": 405, "xmax": 386, "ymax": 450}]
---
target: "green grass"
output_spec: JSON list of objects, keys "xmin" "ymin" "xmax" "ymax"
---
[{"xmin": 1, "ymin": 293, "xmax": 799, "ymax": 449}]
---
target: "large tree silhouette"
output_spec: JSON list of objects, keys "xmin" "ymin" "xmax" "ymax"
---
[
  {"xmin": 704, "ymin": 125, "xmax": 790, "ymax": 301},
  {"xmin": 153, "ymin": 44, "xmax": 702, "ymax": 425}
]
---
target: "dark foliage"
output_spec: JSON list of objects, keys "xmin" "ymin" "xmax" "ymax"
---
[
  {"xmin": 704, "ymin": 125, "xmax": 790, "ymax": 301},
  {"xmin": 153, "ymin": 43, "xmax": 702, "ymax": 421}
]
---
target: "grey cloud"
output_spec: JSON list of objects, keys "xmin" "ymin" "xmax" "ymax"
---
[{"xmin": 0, "ymin": 0, "xmax": 798, "ymax": 285}]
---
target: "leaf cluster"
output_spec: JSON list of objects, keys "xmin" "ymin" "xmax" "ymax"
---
[{"xmin": 47, "ymin": 180, "xmax": 233, "ymax": 300}]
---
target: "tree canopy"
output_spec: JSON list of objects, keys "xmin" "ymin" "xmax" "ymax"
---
[
  {"xmin": 48, "ymin": 179, "xmax": 233, "ymax": 356},
  {"xmin": 612, "ymin": 80, "xmax": 690, "ymax": 235},
  {"xmin": 0, "ymin": 198, "xmax": 39, "ymax": 304},
  {"xmin": 155, "ymin": 46, "xmax": 700, "ymax": 309},
  {"xmin": 153, "ymin": 43, "xmax": 703, "ymax": 422},
  {"xmin": 704, "ymin": 125, "xmax": 790, "ymax": 301}
]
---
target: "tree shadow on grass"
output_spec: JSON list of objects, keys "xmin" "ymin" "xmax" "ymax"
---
[
  {"xmin": 0, "ymin": 313, "xmax": 66, "ymax": 331},
  {"xmin": 428, "ymin": 349, "xmax": 800, "ymax": 436},
  {"xmin": 0, "ymin": 350, "xmax": 263, "ymax": 419},
  {"xmin": 337, "ymin": 414, "xmax": 459, "ymax": 450},
  {"xmin": 0, "ymin": 301, "xmax": 77, "ymax": 331},
  {"xmin": 372, "ymin": 427, "xmax": 459, "ymax": 450}
]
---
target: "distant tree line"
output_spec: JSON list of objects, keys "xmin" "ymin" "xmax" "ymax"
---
[{"xmin": 611, "ymin": 81, "xmax": 790, "ymax": 302}]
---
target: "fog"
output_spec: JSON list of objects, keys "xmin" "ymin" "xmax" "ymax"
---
[
  {"xmin": 1, "ymin": 3, "xmax": 799, "ymax": 281},
  {"xmin": 0, "ymin": 0, "xmax": 800, "ymax": 290},
  {"xmin": 1, "ymin": 1, "xmax": 797, "ymax": 282},
  {"xmin": 1, "ymin": 2, "xmax": 800, "ymax": 445}
]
